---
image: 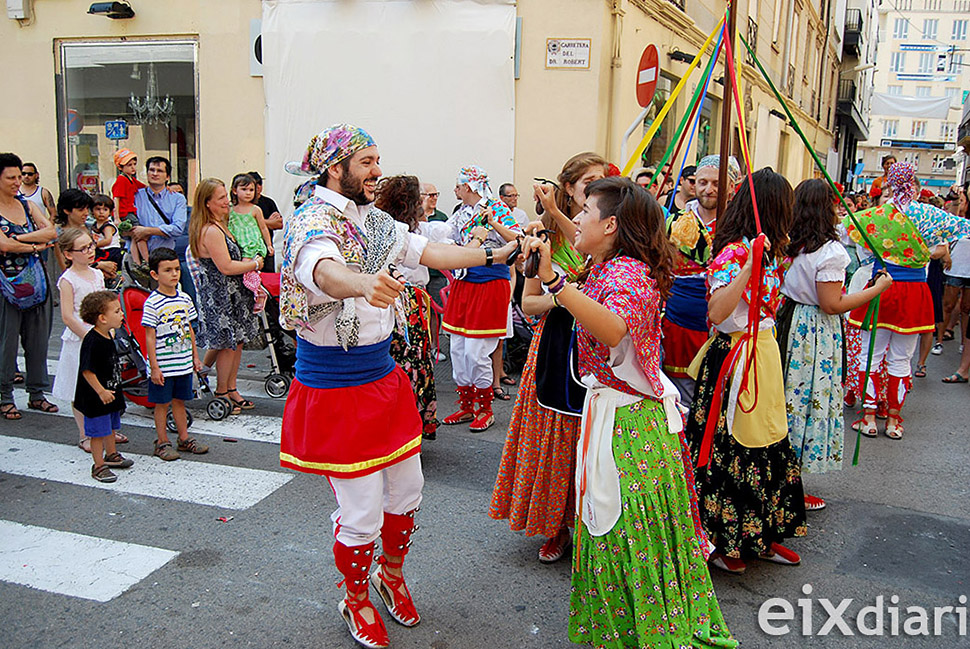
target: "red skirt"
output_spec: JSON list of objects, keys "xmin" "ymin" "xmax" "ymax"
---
[
  {"xmin": 442, "ymin": 278, "xmax": 510, "ymax": 338},
  {"xmin": 280, "ymin": 368, "xmax": 422, "ymax": 478},
  {"xmin": 847, "ymin": 281, "xmax": 933, "ymax": 334},
  {"xmin": 661, "ymin": 317, "xmax": 710, "ymax": 378}
]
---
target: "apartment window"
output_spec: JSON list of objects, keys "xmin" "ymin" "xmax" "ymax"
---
[
  {"xmin": 945, "ymin": 86, "xmax": 959, "ymax": 104},
  {"xmin": 923, "ymin": 19, "xmax": 939, "ymax": 40},
  {"xmin": 941, "ymin": 122, "xmax": 955, "ymax": 140},
  {"xmin": 888, "ymin": 85, "xmax": 903, "ymax": 95},
  {"xmin": 954, "ymin": 19, "xmax": 969, "ymax": 40},
  {"xmin": 897, "ymin": 0, "xmax": 912, "ymax": 8},
  {"xmin": 884, "ymin": 119, "xmax": 899, "ymax": 137},
  {"xmin": 772, "ymin": 0, "xmax": 785, "ymax": 43},
  {"xmin": 950, "ymin": 53, "xmax": 965, "ymax": 74},
  {"xmin": 922, "ymin": 0, "xmax": 939, "ymax": 9},
  {"xmin": 916, "ymin": 86, "xmax": 931, "ymax": 97},
  {"xmin": 918, "ymin": 52, "xmax": 935, "ymax": 72},
  {"xmin": 891, "ymin": 51, "xmax": 906, "ymax": 72},
  {"xmin": 956, "ymin": 1, "xmax": 970, "ymax": 13},
  {"xmin": 893, "ymin": 18, "xmax": 909, "ymax": 39},
  {"xmin": 912, "ymin": 120, "xmax": 927, "ymax": 138}
]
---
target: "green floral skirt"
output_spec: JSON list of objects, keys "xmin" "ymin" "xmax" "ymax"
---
[{"xmin": 569, "ymin": 398, "xmax": 737, "ymax": 649}]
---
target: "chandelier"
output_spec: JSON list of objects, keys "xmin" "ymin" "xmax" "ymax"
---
[{"xmin": 129, "ymin": 62, "xmax": 174, "ymax": 125}]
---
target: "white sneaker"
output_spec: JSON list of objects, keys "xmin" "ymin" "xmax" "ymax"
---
[{"xmin": 931, "ymin": 343, "xmax": 943, "ymax": 355}]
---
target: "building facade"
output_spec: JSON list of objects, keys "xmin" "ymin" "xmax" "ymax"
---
[
  {"xmin": 857, "ymin": 0, "xmax": 970, "ymax": 192},
  {"xmin": 2, "ymin": 0, "xmax": 843, "ymax": 210}
]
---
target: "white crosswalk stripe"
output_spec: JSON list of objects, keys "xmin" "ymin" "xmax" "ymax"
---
[
  {"xmin": 0, "ymin": 435, "xmax": 291, "ymax": 510},
  {"xmin": 0, "ymin": 520, "xmax": 178, "ymax": 602},
  {"xmin": 11, "ymin": 392, "xmax": 283, "ymax": 445}
]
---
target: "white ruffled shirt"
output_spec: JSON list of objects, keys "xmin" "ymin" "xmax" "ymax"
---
[
  {"xmin": 396, "ymin": 220, "xmax": 453, "ymax": 287},
  {"xmin": 293, "ymin": 186, "xmax": 429, "ymax": 347},
  {"xmin": 781, "ymin": 240, "xmax": 851, "ymax": 306}
]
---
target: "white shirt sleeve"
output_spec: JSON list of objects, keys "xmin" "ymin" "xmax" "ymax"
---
[
  {"xmin": 815, "ymin": 241, "xmax": 851, "ymax": 283},
  {"xmin": 394, "ymin": 222, "xmax": 430, "ymax": 270},
  {"xmin": 294, "ymin": 236, "xmax": 344, "ymax": 300}
]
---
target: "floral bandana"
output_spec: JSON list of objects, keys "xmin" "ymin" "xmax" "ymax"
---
[
  {"xmin": 456, "ymin": 165, "xmax": 493, "ymax": 200},
  {"xmin": 286, "ymin": 124, "xmax": 376, "ymax": 176},
  {"xmin": 888, "ymin": 161, "xmax": 918, "ymax": 209},
  {"xmin": 696, "ymin": 154, "xmax": 741, "ymax": 186}
]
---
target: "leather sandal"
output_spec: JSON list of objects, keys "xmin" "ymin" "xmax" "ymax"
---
[
  {"xmin": 538, "ymin": 529, "xmax": 571, "ymax": 563},
  {"xmin": 758, "ymin": 542, "xmax": 801, "ymax": 565},
  {"xmin": 804, "ymin": 494, "xmax": 826, "ymax": 511},
  {"xmin": 338, "ymin": 596, "xmax": 389, "ymax": 648},
  {"xmin": 27, "ymin": 398, "xmax": 59, "ymax": 413},
  {"xmin": 1, "ymin": 403, "xmax": 22, "ymax": 420},
  {"xmin": 226, "ymin": 389, "xmax": 255, "ymax": 410}
]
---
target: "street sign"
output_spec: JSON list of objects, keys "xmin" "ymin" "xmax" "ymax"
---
[
  {"xmin": 636, "ymin": 45, "xmax": 659, "ymax": 108},
  {"xmin": 105, "ymin": 119, "xmax": 129, "ymax": 140},
  {"xmin": 67, "ymin": 109, "xmax": 83, "ymax": 136},
  {"xmin": 545, "ymin": 39, "xmax": 591, "ymax": 69}
]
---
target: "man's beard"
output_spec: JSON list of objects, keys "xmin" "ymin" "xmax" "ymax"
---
[
  {"xmin": 339, "ymin": 171, "xmax": 370, "ymax": 206},
  {"xmin": 697, "ymin": 195, "xmax": 718, "ymax": 210}
]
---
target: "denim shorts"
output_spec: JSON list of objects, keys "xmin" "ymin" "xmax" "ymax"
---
[
  {"xmin": 147, "ymin": 372, "xmax": 194, "ymax": 405},
  {"xmin": 944, "ymin": 275, "xmax": 970, "ymax": 288},
  {"xmin": 84, "ymin": 411, "xmax": 122, "ymax": 438}
]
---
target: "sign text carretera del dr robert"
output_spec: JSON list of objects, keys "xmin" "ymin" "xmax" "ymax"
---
[{"xmin": 546, "ymin": 39, "xmax": 591, "ymax": 69}]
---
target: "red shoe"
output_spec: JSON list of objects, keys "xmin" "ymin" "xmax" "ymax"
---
[
  {"xmin": 709, "ymin": 552, "xmax": 746, "ymax": 574},
  {"xmin": 804, "ymin": 494, "xmax": 826, "ymax": 511},
  {"xmin": 875, "ymin": 402, "xmax": 889, "ymax": 420},
  {"xmin": 758, "ymin": 542, "xmax": 801, "ymax": 565},
  {"xmin": 371, "ymin": 564, "xmax": 420, "ymax": 627},
  {"xmin": 538, "ymin": 529, "xmax": 571, "ymax": 563},
  {"xmin": 469, "ymin": 386, "xmax": 494, "ymax": 432},
  {"xmin": 843, "ymin": 389, "xmax": 856, "ymax": 408},
  {"xmin": 334, "ymin": 541, "xmax": 388, "ymax": 648},
  {"xmin": 338, "ymin": 596, "xmax": 389, "ymax": 648},
  {"xmin": 442, "ymin": 386, "xmax": 475, "ymax": 425}
]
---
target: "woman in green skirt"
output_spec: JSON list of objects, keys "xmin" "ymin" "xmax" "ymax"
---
[{"xmin": 522, "ymin": 177, "xmax": 736, "ymax": 648}]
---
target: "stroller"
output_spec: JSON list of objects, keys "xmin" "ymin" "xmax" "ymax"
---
[
  {"xmin": 119, "ymin": 280, "xmax": 234, "ymax": 423},
  {"xmin": 257, "ymin": 272, "xmax": 296, "ymax": 398}
]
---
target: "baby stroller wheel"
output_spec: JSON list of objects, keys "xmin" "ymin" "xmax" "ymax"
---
[
  {"xmin": 264, "ymin": 373, "xmax": 290, "ymax": 399},
  {"xmin": 165, "ymin": 409, "xmax": 194, "ymax": 433},
  {"xmin": 206, "ymin": 397, "xmax": 231, "ymax": 421}
]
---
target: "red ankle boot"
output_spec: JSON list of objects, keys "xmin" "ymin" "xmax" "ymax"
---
[
  {"xmin": 372, "ymin": 510, "xmax": 420, "ymax": 627},
  {"xmin": 469, "ymin": 386, "xmax": 495, "ymax": 432},
  {"xmin": 333, "ymin": 541, "xmax": 388, "ymax": 648},
  {"xmin": 442, "ymin": 386, "xmax": 475, "ymax": 425}
]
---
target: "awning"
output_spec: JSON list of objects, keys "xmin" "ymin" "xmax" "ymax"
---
[{"xmin": 870, "ymin": 93, "xmax": 952, "ymax": 120}]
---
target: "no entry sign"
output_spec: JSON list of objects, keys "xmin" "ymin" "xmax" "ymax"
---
[{"xmin": 636, "ymin": 45, "xmax": 659, "ymax": 108}]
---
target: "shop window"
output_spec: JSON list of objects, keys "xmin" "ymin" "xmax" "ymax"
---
[{"xmin": 57, "ymin": 40, "xmax": 198, "ymax": 195}]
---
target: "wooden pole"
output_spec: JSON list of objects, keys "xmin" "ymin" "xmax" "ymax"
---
[{"xmin": 716, "ymin": 0, "xmax": 737, "ymax": 218}]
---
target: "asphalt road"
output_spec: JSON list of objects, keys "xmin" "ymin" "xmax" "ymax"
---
[{"xmin": 1, "ymin": 323, "xmax": 969, "ymax": 649}]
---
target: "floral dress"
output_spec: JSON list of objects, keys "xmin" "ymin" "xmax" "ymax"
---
[
  {"xmin": 568, "ymin": 257, "xmax": 736, "ymax": 649},
  {"xmin": 389, "ymin": 285, "xmax": 437, "ymax": 434},
  {"xmin": 195, "ymin": 228, "xmax": 258, "ymax": 350},
  {"xmin": 684, "ymin": 242, "xmax": 807, "ymax": 559}
]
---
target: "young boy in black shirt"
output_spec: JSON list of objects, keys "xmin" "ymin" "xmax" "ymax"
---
[{"xmin": 75, "ymin": 290, "xmax": 134, "ymax": 483}]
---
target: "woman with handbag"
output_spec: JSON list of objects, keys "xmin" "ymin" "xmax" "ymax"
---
[
  {"xmin": 0, "ymin": 153, "xmax": 59, "ymax": 420},
  {"xmin": 489, "ymin": 152, "xmax": 606, "ymax": 563}
]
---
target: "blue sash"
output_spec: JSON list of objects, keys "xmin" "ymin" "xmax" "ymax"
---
[
  {"xmin": 664, "ymin": 275, "xmax": 708, "ymax": 332},
  {"xmin": 871, "ymin": 262, "xmax": 926, "ymax": 283},
  {"xmin": 463, "ymin": 264, "xmax": 510, "ymax": 283},
  {"xmin": 295, "ymin": 337, "xmax": 395, "ymax": 389}
]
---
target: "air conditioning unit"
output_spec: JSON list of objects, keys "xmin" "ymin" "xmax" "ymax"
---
[{"xmin": 7, "ymin": 0, "xmax": 31, "ymax": 20}]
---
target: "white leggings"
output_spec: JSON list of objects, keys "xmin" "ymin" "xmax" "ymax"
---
[
  {"xmin": 857, "ymin": 329, "xmax": 918, "ymax": 378},
  {"xmin": 326, "ymin": 454, "xmax": 424, "ymax": 547},
  {"xmin": 450, "ymin": 335, "xmax": 499, "ymax": 389}
]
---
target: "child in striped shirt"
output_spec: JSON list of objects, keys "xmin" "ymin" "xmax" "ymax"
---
[{"xmin": 143, "ymin": 247, "xmax": 208, "ymax": 461}]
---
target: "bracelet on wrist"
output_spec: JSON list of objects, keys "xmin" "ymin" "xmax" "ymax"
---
[
  {"xmin": 542, "ymin": 272, "xmax": 561, "ymax": 287},
  {"xmin": 549, "ymin": 275, "xmax": 568, "ymax": 295},
  {"xmin": 551, "ymin": 293, "xmax": 560, "ymax": 307},
  {"xmin": 484, "ymin": 247, "xmax": 494, "ymax": 267}
]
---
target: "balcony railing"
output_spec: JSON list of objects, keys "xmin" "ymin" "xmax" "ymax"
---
[
  {"xmin": 666, "ymin": 0, "xmax": 685, "ymax": 10},
  {"xmin": 838, "ymin": 79, "xmax": 857, "ymax": 103},
  {"xmin": 844, "ymin": 8, "xmax": 863, "ymax": 56},
  {"xmin": 746, "ymin": 17, "xmax": 758, "ymax": 65}
]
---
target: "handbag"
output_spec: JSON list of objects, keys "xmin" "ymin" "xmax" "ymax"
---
[
  {"xmin": 0, "ymin": 254, "xmax": 48, "ymax": 310},
  {"xmin": 534, "ymin": 306, "xmax": 586, "ymax": 416}
]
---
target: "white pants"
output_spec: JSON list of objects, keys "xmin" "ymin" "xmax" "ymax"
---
[
  {"xmin": 857, "ymin": 329, "xmax": 918, "ymax": 378},
  {"xmin": 327, "ymin": 454, "xmax": 424, "ymax": 547},
  {"xmin": 450, "ymin": 335, "xmax": 499, "ymax": 389}
]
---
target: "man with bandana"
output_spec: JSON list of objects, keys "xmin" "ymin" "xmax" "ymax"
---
[
  {"xmin": 279, "ymin": 125, "xmax": 517, "ymax": 649},
  {"xmin": 844, "ymin": 161, "xmax": 970, "ymax": 440},
  {"xmin": 661, "ymin": 154, "xmax": 741, "ymax": 405},
  {"xmin": 441, "ymin": 166, "xmax": 523, "ymax": 432}
]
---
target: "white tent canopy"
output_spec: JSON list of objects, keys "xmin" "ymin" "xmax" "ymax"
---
[{"xmin": 262, "ymin": 0, "xmax": 516, "ymax": 219}]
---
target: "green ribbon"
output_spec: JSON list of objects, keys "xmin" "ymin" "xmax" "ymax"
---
[{"xmin": 740, "ymin": 34, "xmax": 883, "ymax": 465}]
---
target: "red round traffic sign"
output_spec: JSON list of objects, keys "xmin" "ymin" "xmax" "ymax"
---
[{"xmin": 636, "ymin": 45, "xmax": 659, "ymax": 108}]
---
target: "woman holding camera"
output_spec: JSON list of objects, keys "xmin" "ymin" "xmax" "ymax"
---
[{"xmin": 489, "ymin": 153, "xmax": 606, "ymax": 563}]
